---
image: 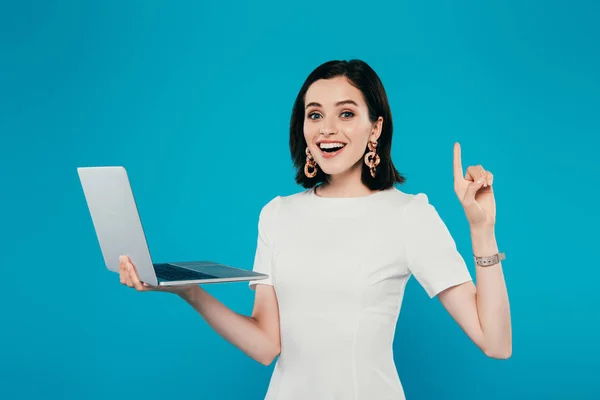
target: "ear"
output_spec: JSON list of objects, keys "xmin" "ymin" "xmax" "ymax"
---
[{"xmin": 371, "ymin": 116, "xmax": 383, "ymax": 142}]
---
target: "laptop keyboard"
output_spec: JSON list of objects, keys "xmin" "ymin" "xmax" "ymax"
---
[{"xmin": 154, "ymin": 263, "xmax": 217, "ymax": 281}]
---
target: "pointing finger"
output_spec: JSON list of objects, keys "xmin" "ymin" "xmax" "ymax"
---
[{"xmin": 453, "ymin": 142, "xmax": 463, "ymax": 181}]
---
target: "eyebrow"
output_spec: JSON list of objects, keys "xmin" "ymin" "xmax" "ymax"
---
[{"xmin": 305, "ymin": 99, "xmax": 359, "ymax": 109}]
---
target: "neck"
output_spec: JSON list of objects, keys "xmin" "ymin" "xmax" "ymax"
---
[{"xmin": 316, "ymin": 161, "xmax": 376, "ymax": 198}]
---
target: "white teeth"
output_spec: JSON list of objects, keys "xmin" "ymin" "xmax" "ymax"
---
[{"xmin": 319, "ymin": 142, "xmax": 345, "ymax": 150}]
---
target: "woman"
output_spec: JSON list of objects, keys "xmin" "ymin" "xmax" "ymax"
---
[{"xmin": 119, "ymin": 59, "xmax": 512, "ymax": 399}]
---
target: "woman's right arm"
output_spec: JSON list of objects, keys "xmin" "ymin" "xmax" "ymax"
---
[
  {"xmin": 178, "ymin": 284, "xmax": 281, "ymax": 366},
  {"xmin": 120, "ymin": 256, "xmax": 281, "ymax": 366}
]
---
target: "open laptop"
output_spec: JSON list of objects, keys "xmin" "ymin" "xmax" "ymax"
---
[{"xmin": 77, "ymin": 166, "xmax": 268, "ymax": 287}]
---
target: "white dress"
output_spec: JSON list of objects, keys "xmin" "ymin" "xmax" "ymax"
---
[{"xmin": 248, "ymin": 187, "xmax": 472, "ymax": 400}]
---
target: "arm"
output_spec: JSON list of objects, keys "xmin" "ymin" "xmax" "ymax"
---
[
  {"xmin": 121, "ymin": 194, "xmax": 282, "ymax": 366},
  {"xmin": 438, "ymin": 142, "xmax": 512, "ymax": 359},
  {"xmin": 176, "ymin": 197, "xmax": 282, "ymax": 365},
  {"xmin": 177, "ymin": 283, "xmax": 281, "ymax": 366},
  {"xmin": 437, "ymin": 228, "xmax": 511, "ymax": 359},
  {"xmin": 120, "ymin": 255, "xmax": 281, "ymax": 366}
]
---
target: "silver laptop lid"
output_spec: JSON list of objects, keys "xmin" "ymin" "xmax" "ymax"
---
[{"xmin": 78, "ymin": 166, "xmax": 158, "ymax": 286}]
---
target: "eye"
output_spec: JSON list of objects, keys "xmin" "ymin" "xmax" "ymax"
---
[
  {"xmin": 307, "ymin": 112, "xmax": 322, "ymax": 120},
  {"xmin": 341, "ymin": 111, "xmax": 355, "ymax": 118}
]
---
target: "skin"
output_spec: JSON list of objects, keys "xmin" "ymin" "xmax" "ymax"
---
[{"xmin": 118, "ymin": 76, "xmax": 511, "ymax": 365}]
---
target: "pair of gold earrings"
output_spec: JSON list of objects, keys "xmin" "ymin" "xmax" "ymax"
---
[{"xmin": 304, "ymin": 139, "xmax": 380, "ymax": 178}]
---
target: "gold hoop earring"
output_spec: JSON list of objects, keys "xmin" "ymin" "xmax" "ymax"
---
[
  {"xmin": 364, "ymin": 139, "xmax": 380, "ymax": 178},
  {"xmin": 304, "ymin": 147, "xmax": 318, "ymax": 178}
]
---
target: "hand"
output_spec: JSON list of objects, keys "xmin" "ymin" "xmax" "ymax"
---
[
  {"xmin": 118, "ymin": 255, "xmax": 196, "ymax": 296},
  {"xmin": 452, "ymin": 142, "xmax": 496, "ymax": 231}
]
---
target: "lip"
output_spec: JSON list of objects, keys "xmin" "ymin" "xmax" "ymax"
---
[{"xmin": 316, "ymin": 142, "xmax": 347, "ymax": 159}]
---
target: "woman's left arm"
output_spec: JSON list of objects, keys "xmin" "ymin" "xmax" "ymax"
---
[
  {"xmin": 437, "ymin": 229, "xmax": 511, "ymax": 359},
  {"xmin": 438, "ymin": 143, "xmax": 512, "ymax": 359}
]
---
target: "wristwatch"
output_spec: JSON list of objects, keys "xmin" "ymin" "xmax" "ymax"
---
[{"xmin": 474, "ymin": 252, "xmax": 506, "ymax": 267}]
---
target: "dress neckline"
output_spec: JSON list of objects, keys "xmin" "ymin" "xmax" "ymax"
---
[
  {"xmin": 310, "ymin": 185, "xmax": 394, "ymax": 200},
  {"xmin": 305, "ymin": 186, "xmax": 397, "ymax": 218}
]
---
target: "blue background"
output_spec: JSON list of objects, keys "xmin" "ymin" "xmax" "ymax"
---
[{"xmin": 1, "ymin": 1, "xmax": 599, "ymax": 399}]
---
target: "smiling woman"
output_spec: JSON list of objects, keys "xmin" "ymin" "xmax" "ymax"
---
[
  {"xmin": 290, "ymin": 60, "xmax": 406, "ymax": 193},
  {"xmin": 118, "ymin": 59, "xmax": 511, "ymax": 400}
]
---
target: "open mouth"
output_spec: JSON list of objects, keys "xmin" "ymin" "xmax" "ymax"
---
[{"xmin": 318, "ymin": 142, "xmax": 346, "ymax": 155}]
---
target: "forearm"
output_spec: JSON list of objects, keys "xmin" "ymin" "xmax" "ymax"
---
[
  {"xmin": 471, "ymin": 228, "xmax": 512, "ymax": 358},
  {"xmin": 177, "ymin": 286, "xmax": 279, "ymax": 365}
]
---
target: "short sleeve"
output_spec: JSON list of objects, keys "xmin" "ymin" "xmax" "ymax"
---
[
  {"xmin": 404, "ymin": 193, "xmax": 472, "ymax": 298},
  {"xmin": 248, "ymin": 196, "xmax": 281, "ymax": 290}
]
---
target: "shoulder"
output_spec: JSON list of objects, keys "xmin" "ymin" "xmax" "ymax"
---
[
  {"xmin": 257, "ymin": 195, "xmax": 282, "ymax": 225},
  {"xmin": 382, "ymin": 188, "xmax": 441, "ymax": 228},
  {"xmin": 267, "ymin": 189, "xmax": 315, "ymax": 207},
  {"xmin": 405, "ymin": 191, "xmax": 432, "ymax": 209},
  {"xmin": 381, "ymin": 186, "xmax": 430, "ymax": 211},
  {"xmin": 258, "ymin": 189, "xmax": 311, "ymax": 219}
]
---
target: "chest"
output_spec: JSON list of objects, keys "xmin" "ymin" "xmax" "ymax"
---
[{"xmin": 271, "ymin": 212, "xmax": 410, "ymax": 311}]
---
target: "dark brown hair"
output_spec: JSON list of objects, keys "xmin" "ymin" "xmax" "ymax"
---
[{"xmin": 289, "ymin": 59, "xmax": 406, "ymax": 190}]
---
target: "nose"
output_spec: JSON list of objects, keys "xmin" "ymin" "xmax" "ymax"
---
[{"xmin": 319, "ymin": 118, "xmax": 337, "ymax": 136}]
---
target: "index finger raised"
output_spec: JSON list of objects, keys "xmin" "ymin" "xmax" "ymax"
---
[{"xmin": 453, "ymin": 142, "xmax": 464, "ymax": 181}]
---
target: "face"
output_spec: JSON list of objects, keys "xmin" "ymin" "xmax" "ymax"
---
[{"xmin": 303, "ymin": 76, "xmax": 382, "ymax": 177}]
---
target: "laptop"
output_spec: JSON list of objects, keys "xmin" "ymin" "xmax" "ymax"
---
[{"xmin": 77, "ymin": 166, "xmax": 268, "ymax": 287}]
